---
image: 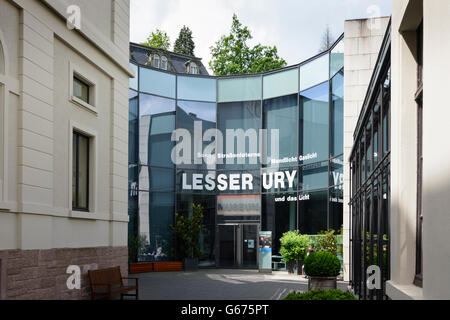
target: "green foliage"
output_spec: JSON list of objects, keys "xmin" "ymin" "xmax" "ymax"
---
[
  {"xmin": 283, "ymin": 289, "xmax": 357, "ymax": 300},
  {"xmin": 303, "ymin": 251, "xmax": 341, "ymax": 277},
  {"xmin": 128, "ymin": 234, "xmax": 149, "ymax": 263},
  {"xmin": 170, "ymin": 203, "xmax": 205, "ymax": 259},
  {"xmin": 279, "ymin": 230, "xmax": 311, "ymax": 263},
  {"xmin": 209, "ymin": 14, "xmax": 286, "ymax": 75},
  {"xmin": 174, "ymin": 25, "xmax": 195, "ymax": 56},
  {"xmin": 314, "ymin": 229, "xmax": 338, "ymax": 255},
  {"xmin": 142, "ymin": 29, "xmax": 170, "ymax": 50}
]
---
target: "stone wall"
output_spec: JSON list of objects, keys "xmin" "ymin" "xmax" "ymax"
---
[{"xmin": 0, "ymin": 247, "xmax": 128, "ymax": 300}]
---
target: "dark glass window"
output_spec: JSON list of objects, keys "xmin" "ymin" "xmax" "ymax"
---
[
  {"xmin": 262, "ymin": 94, "xmax": 298, "ymax": 167},
  {"xmin": 139, "ymin": 93, "xmax": 176, "ymax": 167},
  {"xmin": 176, "ymin": 100, "xmax": 217, "ymax": 170},
  {"xmin": 217, "ymin": 100, "xmax": 261, "ymax": 170},
  {"xmin": 262, "ymin": 193, "xmax": 297, "ymax": 255},
  {"xmin": 73, "ymin": 76, "xmax": 90, "ymax": 104},
  {"xmin": 329, "ymin": 186, "xmax": 343, "ymax": 232},
  {"xmin": 129, "ymin": 90, "xmax": 139, "ymax": 164},
  {"xmin": 299, "ymin": 82, "xmax": 329, "ymax": 164},
  {"xmin": 331, "ymin": 71, "xmax": 344, "ymax": 157},
  {"xmin": 72, "ymin": 131, "xmax": 89, "ymax": 211},
  {"xmin": 298, "ymin": 189, "xmax": 328, "ymax": 234},
  {"xmin": 298, "ymin": 161, "xmax": 328, "ymax": 191}
]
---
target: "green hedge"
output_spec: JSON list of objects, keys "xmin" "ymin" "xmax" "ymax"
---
[
  {"xmin": 283, "ymin": 289, "xmax": 357, "ymax": 300},
  {"xmin": 303, "ymin": 251, "xmax": 341, "ymax": 277}
]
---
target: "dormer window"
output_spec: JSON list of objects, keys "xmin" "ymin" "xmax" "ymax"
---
[
  {"xmin": 152, "ymin": 54, "xmax": 160, "ymax": 68},
  {"xmin": 161, "ymin": 56, "xmax": 168, "ymax": 70},
  {"xmin": 189, "ymin": 62, "xmax": 199, "ymax": 74}
]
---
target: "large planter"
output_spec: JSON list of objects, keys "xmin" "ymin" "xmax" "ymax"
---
[
  {"xmin": 308, "ymin": 276, "xmax": 337, "ymax": 291},
  {"xmin": 183, "ymin": 258, "xmax": 199, "ymax": 271}
]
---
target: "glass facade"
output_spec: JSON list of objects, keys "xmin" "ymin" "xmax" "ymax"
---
[{"xmin": 129, "ymin": 36, "xmax": 344, "ymax": 267}]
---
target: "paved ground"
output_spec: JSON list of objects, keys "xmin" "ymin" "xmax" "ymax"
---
[{"xmin": 133, "ymin": 269, "xmax": 348, "ymax": 300}]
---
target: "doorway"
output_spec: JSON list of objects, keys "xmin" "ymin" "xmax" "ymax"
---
[{"xmin": 216, "ymin": 223, "xmax": 259, "ymax": 268}]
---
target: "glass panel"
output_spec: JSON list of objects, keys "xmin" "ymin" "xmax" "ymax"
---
[
  {"xmin": 262, "ymin": 193, "xmax": 297, "ymax": 255},
  {"xmin": 299, "ymin": 82, "xmax": 329, "ymax": 164},
  {"xmin": 176, "ymin": 194, "xmax": 216, "ymax": 266},
  {"xmin": 73, "ymin": 77, "xmax": 89, "ymax": 103},
  {"xmin": 217, "ymin": 100, "xmax": 261, "ymax": 170},
  {"xmin": 298, "ymin": 161, "xmax": 328, "ymax": 191},
  {"xmin": 261, "ymin": 167, "xmax": 297, "ymax": 193},
  {"xmin": 298, "ymin": 189, "xmax": 328, "ymax": 235},
  {"xmin": 330, "ymin": 155, "xmax": 344, "ymax": 187},
  {"xmin": 329, "ymin": 186, "xmax": 343, "ymax": 232},
  {"xmin": 242, "ymin": 224, "xmax": 258, "ymax": 267},
  {"xmin": 263, "ymin": 68, "xmax": 299, "ymax": 100},
  {"xmin": 218, "ymin": 225, "xmax": 236, "ymax": 267},
  {"xmin": 139, "ymin": 166, "xmax": 174, "ymax": 192},
  {"xmin": 262, "ymin": 94, "xmax": 298, "ymax": 167},
  {"xmin": 177, "ymin": 76, "xmax": 216, "ymax": 102},
  {"xmin": 175, "ymin": 169, "xmax": 217, "ymax": 194},
  {"xmin": 300, "ymin": 53, "xmax": 329, "ymax": 91},
  {"xmin": 140, "ymin": 67, "xmax": 176, "ymax": 98},
  {"xmin": 331, "ymin": 71, "xmax": 344, "ymax": 157},
  {"xmin": 139, "ymin": 93, "xmax": 175, "ymax": 167},
  {"xmin": 330, "ymin": 39, "xmax": 344, "ymax": 77},
  {"xmin": 72, "ymin": 133, "xmax": 76, "ymax": 208},
  {"xmin": 130, "ymin": 63, "xmax": 138, "ymax": 90},
  {"xmin": 129, "ymin": 90, "xmax": 139, "ymax": 164},
  {"xmin": 77, "ymin": 134, "xmax": 89, "ymax": 209},
  {"xmin": 218, "ymin": 76, "xmax": 261, "ymax": 102},
  {"xmin": 138, "ymin": 192, "xmax": 174, "ymax": 261},
  {"xmin": 176, "ymin": 100, "xmax": 216, "ymax": 170}
]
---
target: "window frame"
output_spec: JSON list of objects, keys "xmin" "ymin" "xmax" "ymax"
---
[
  {"xmin": 72, "ymin": 130, "xmax": 90, "ymax": 212},
  {"xmin": 69, "ymin": 62, "xmax": 98, "ymax": 114},
  {"xmin": 161, "ymin": 56, "xmax": 168, "ymax": 70}
]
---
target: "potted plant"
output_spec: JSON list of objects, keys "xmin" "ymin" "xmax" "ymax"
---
[
  {"xmin": 303, "ymin": 251, "xmax": 341, "ymax": 290},
  {"xmin": 279, "ymin": 230, "xmax": 311, "ymax": 274},
  {"xmin": 170, "ymin": 203, "xmax": 205, "ymax": 271}
]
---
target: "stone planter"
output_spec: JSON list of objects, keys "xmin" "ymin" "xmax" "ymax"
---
[
  {"xmin": 308, "ymin": 276, "xmax": 337, "ymax": 290},
  {"xmin": 183, "ymin": 258, "xmax": 199, "ymax": 271}
]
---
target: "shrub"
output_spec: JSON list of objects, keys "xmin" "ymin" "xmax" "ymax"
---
[
  {"xmin": 303, "ymin": 251, "xmax": 341, "ymax": 277},
  {"xmin": 283, "ymin": 289, "xmax": 357, "ymax": 300},
  {"xmin": 315, "ymin": 230, "xmax": 338, "ymax": 255},
  {"xmin": 279, "ymin": 230, "xmax": 311, "ymax": 263}
]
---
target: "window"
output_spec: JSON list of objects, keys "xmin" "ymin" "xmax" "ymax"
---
[
  {"xmin": 152, "ymin": 54, "xmax": 160, "ymax": 68},
  {"xmin": 72, "ymin": 131, "xmax": 90, "ymax": 211},
  {"xmin": 161, "ymin": 56, "xmax": 168, "ymax": 70},
  {"xmin": 189, "ymin": 62, "xmax": 199, "ymax": 74},
  {"xmin": 73, "ymin": 76, "xmax": 90, "ymax": 104}
]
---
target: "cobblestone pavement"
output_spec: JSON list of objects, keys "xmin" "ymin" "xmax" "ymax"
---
[{"xmin": 134, "ymin": 269, "xmax": 330, "ymax": 300}]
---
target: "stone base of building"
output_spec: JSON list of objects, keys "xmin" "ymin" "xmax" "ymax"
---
[{"xmin": 0, "ymin": 246, "xmax": 128, "ymax": 300}]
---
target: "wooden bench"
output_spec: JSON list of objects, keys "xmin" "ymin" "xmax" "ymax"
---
[{"xmin": 88, "ymin": 266, "xmax": 139, "ymax": 300}]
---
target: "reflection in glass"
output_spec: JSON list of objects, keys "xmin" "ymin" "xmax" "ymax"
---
[
  {"xmin": 217, "ymin": 100, "xmax": 261, "ymax": 169},
  {"xmin": 176, "ymin": 100, "xmax": 216, "ymax": 169},
  {"xmin": 299, "ymin": 161, "xmax": 328, "ymax": 191},
  {"xmin": 129, "ymin": 90, "xmax": 138, "ymax": 164},
  {"xmin": 139, "ymin": 93, "xmax": 175, "ymax": 167},
  {"xmin": 261, "ymin": 167, "xmax": 297, "ymax": 193},
  {"xmin": 330, "ymin": 39, "xmax": 344, "ymax": 77},
  {"xmin": 130, "ymin": 63, "xmax": 138, "ymax": 90},
  {"xmin": 299, "ymin": 82, "xmax": 329, "ymax": 164},
  {"xmin": 139, "ymin": 166, "xmax": 174, "ymax": 192},
  {"xmin": 329, "ymin": 186, "xmax": 343, "ymax": 232},
  {"xmin": 300, "ymin": 53, "xmax": 329, "ymax": 91},
  {"xmin": 177, "ymin": 76, "xmax": 216, "ymax": 102},
  {"xmin": 262, "ymin": 193, "xmax": 297, "ymax": 255},
  {"xmin": 218, "ymin": 76, "xmax": 262, "ymax": 102},
  {"xmin": 298, "ymin": 189, "xmax": 328, "ymax": 235},
  {"xmin": 330, "ymin": 155, "xmax": 343, "ymax": 187},
  {"xmin": 140, "ymin": 67, "xmax": 176, "ymax": 98},
  {"xmin": 263, "ymin": 94, "xmax": 298, "ymax": 167},
  {"xmin": 331, "ymin": 71, "xmax": 344, "ymax": 157}
]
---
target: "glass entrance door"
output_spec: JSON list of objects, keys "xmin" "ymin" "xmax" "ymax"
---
[{"xmin": 217, "ymin": 224, "xmax": 258, "ymax": 268}]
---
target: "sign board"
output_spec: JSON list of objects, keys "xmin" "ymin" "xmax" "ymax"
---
[{"xmin": 258, "ymin": 231, "xmax": 272, "ymax": 273}]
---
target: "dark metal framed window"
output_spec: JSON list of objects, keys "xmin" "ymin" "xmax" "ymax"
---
[
  {"xmin": 72, "ymin": 131, "xmax": 90, "ymax": 211},
  {"xmin": 73, "ymin": 76, "xmax": 90, "ymax": 104},
  {"xmin": 414, "ymin": 20, "xmax": 423, "ymax": 288}
]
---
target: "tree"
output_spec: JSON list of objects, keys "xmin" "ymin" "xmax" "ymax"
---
[
  {"xmin": 209, "ymin": 14, "xmax": 287, "ymax": 75},
  {"xmin": 319, "ymin": 25, "xmax": 336, "ymax": 52},
  {"xmin": 174, "ymin": 25, "xmax": 195, "ymax": 56},
  {"xmin": 142, "ymin": 29, "xmax": 170, "ymax": 50}
]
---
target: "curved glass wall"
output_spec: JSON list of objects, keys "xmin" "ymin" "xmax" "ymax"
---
[{"xmin": 129, "ymin": 37, "xmax": 344, "ymax": 266}]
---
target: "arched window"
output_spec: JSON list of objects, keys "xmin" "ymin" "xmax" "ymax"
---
[
  {"xmin": 189, "ymin": 62, "xmax": 199, "ymax": 75},
  {"xmin": 152, "ymin": 54, "xmax": 160, "ymax": 69},
  {"xmin": 160, "ymin": 56, "xmax": 168, "ymax": 70}
]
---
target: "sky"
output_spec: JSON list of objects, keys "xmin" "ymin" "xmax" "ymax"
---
[{"xmin": 130, "ymin": 0, "xmax": 392, "ymax": 74}]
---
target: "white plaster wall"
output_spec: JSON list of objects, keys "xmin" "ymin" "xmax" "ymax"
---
[{"xmin": 343, "ymin": 17, "xmax": 390, "ymax": 282}]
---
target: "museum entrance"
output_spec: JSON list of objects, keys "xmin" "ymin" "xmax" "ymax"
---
[{"xmin": 216, "ymin": 223, "xmax": 259, "ymax": 268}]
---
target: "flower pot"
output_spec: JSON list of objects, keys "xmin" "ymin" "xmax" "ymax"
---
[
  {"xmin": 183, "ymin": 258, "xmax": 198, "ymax": 271},
  {"xmin": 308, "ymin": 276, "xmax": 337, "ymax": 291}
]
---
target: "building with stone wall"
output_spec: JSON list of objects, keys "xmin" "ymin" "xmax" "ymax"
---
[{"xmin": 0, "ymin": 0, "xmax": 133, "ymax": 299}]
